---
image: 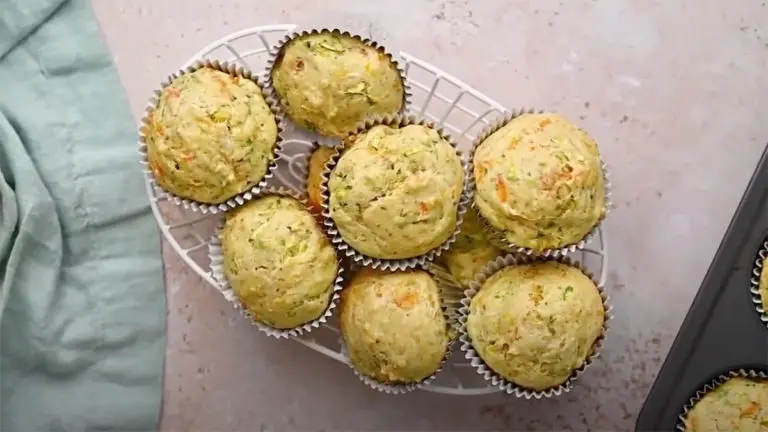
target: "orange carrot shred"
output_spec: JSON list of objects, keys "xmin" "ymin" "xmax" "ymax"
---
[
  {"xmin": 395, "ymin": 291, "xmax": 418, "ymax": 309},
  {"xmin": 740, "ymin": 402, "xmax": 760, "ymax": 417},
  {"xmin": 496, "ymin": 175, "xmax": 507, "ymax": 203},
  {"xmin": 540, "ymin": 119, "xmax": 552, "ymax": 128},
  {"xmin": 419, "ymin": 202, "xmax": 429, "ymax": 214}
]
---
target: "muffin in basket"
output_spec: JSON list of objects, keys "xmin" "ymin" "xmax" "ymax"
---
[
  {"xmin": 307, "ymin": 145, "xmax": 336, "ymax": 214},
  {"xmin": 270, "ymin": 31, "xmax": 405, "ymax": 137},
  {"xmin": 472, "ymin": 112, "xmax": 606, "ymax": 251},
  {"xmin": 439, "ymin": 207, "xmax": 502, "ymax": 287},
  {"xmin": 144, "ymin": 67, "xmax": 279, "ymax": 204},
  {"xmin": 327, "ymin": 121, "xmax": 465, "ymax": 260},
  {"xmin": 466, "ymin": 260, "xmax": 604, "ymax": 391},
  {"xmin": 682, "ymin": 376, "xmax": 768, "ymax": 431},
  {"xmin": 221, "ymin": 194, "xmax": 338, "ymax": 329},
  {"xmin": 339, "ymin": 268, "xmax": 450, "ymax": 384}
]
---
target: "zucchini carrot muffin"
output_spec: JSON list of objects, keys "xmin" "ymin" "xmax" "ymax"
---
[
  {"xmin": 682, "ymin": 376, "xmax": 768, "ymax": 432},
  {"xmin": 466, "ymin": 261, "xmax": 604, "ymax": 391},
  {"xmin": 307, "ymin": 145, "xmax": 336, "ymax": 214},
  {"xmin": 145, "ymin": 67, "xmax": 279, "ymax": 204},
  {"xmin": 221, "ymin": 195, "xmax": 338, "ymax": 329},
  {"xmin": 340, "ymin": 269, "xmax": 450, "ymax": 384},
  {"xmin": 270, "ymin": 31, "xmax": 405, "ymax": 137},
  {"xmin": 472, "ymin": 112, "xmax": 606, "ymax": 251},
  {"xmin": 440, "ymin": 207, "xmax": 502, "ymax": 287},
  {"xmin": 327, "ymin": 123, "xmax": 465, "ymax": 260}
]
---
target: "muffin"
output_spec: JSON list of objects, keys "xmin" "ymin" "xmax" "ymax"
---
[
  {"xmin": 466, "ymin": 261, "xmax": 604, "ymax": 391},
  {"xmin": 472, "ymin": 112, "xmax": 606, "ymax": 251},
  {"xmin": 270, "ymin": 31, "xmax": 405, "ymax": 137},
  {"xmin": 221, "ymin": 195, "xmax": 338, "ymax": 329},
  {"xmin": 327, "ymin": 122, "xmax": 465, "ymax": 260},
  {"xmin": 683, "ymin": 376, "xmax": 768, "ymax": 432},
  {"xmin": 760, "ymin": 257, "xmax": 768, "ymax": 313},
  {"xmin": 145, "ymin": 66, "xmax": 279, "ymax": 204},
  {"xmin": 340, "ymin": 268, "xmax": 450, "ymax": 384},
  {"xmin": 440, "ymin": 207, "xmax": 502, "ymax": 287},
  {"xmin": 307, "ymin": 146, "xmax": 336, "ymax": 214}
]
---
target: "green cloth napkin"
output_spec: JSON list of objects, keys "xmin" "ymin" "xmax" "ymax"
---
[{"xmin": 0, "ymin": 0, "xmax": 166, "ymax": 431}]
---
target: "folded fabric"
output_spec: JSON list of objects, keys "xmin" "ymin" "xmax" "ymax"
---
[{"xmin": 0, "ymin": 0, "xmax": 166, "ymax": 431}]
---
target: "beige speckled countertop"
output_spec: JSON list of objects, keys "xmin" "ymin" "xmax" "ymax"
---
[{"xmin": 92, "ymin": 0, "xmax": 768, "ymax": 430}]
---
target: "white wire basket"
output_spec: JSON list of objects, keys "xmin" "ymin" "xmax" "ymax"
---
[{"xmin": 144, "ymin": 24, "xmax": 609, "ymax": 396}]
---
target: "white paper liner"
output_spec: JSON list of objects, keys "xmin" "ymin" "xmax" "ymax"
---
[
  {"xmin": 468, "ymin": 108, "xmax": 612, "ymax": 257},
  {"xmin": 264, "ymin": 26, "xmax": 411, "ymax": 147},
  {"xmin": 303, "ymin": 141, "xmax": 330, "ymax": 216},
  {"xmin": 458, "ymin": 254, "xmax": 612, "ymax": 398},
  {"xmin": 425, "ymin": 262, "xmax": 474, "ymax": 323},
  {"xmin": 207, "ymin": 186, "xmax": 344, "ymax": 338},
  {"xmin": 138, "ymin": 59, "xmax": 287, "ymax": 214},
  {"xmin": 319, "ymin": 114, "xmax": 473, "ymax": 271},
  {"xmin": 676, "ymin": 369, "xmax": 768, "ymax": 431},
  {"xmin": 749, "ymin": 238, "xmax": 768, "ymax": 328},
  {"xmin": 338, "ymin": 269, "xmax": 458, "ymax": 394}
]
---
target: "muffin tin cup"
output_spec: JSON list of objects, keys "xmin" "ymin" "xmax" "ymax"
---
[
  {"xmin": 264, "ymin": 27, "xmax": 412, "ymax": 147},
  {"xmin": 748, "ymin": 238, "xmax": 768, "ymax": 327},
  {"xmin": 207, "ymin": 186, "xmax": 345, "ymax": 339},
  {"xmin": 458, "ymin": 253, "xmax": 612, "ymax": 399},
  {"xmin": 138, "ymin": 59, "xmax": 288, "ymax": 215},
  {"xmin": 319, "ymin": 114, "xmax": 473, "ymax": 271},
  {"xmin": 339, "ymin": 270, "xmax": 459, "ymax": 394},
  {"xmin": 468, "ymin": 108, "xmax": 612, "ymax": 257},
  {"xmin": 676, "ymin": 369, "xmax": 768, "ymax": 431}
]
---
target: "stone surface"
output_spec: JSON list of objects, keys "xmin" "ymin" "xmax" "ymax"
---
[{"xmin": 91, "ymin": 0, "xmax": 768, "ymax": 430}]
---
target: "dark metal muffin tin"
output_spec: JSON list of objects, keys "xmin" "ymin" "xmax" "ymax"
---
[{"xmin": 636, "ymin": 144, "xmax": 768, "ymax": 431}]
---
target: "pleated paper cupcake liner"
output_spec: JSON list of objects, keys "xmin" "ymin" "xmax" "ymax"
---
[
  {"xmin": 749, "ymin": 238, "xmax": 768, "ymax": 328},
  {"xmin": 265, "ymin": 26, "xmax": 411, "ymax": 147},
  {"xmin": 676, "ymin": 368, "xmax": 768, "ymax": 431},
  {"xmin": 424, "ymin": 262, "xmax": 475, "ymax": 322},
  {"xmin": 303, "ymin": 141, "xmax": 335, "ymax": 217},
  {"xmin": 207, "ymin": 186, "xmax": 344, "ymax": 338},
  {"xmin": 338, "ymin": 269, "xmax": 458, "ymax": 394},
  {"xmin": 139, "ymin": 59, "xmax": 287, "ymax": 214},
  {"xmin": 319, "ymin": 114, "xmax": 473, "ymax": 271},
  {"xmin": 458, "ymin": 254, "xmax": 612, "ymax": 399},
  {"xmin": 468, "ymin": 108, "xmax": 612, "ymax": 257}
]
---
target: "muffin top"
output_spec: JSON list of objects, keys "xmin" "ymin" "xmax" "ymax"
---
[
  {"xmin": 145, "ymin": 67, "xmax": 278, "ymax": 204},
  {"xmin": 440, "ymin": 207, "xmax": 502, "ymax": 287},
  {"xmin": 473, "ymin": 113, "xmax": 605, "ymax": 250},
  {"xmin": 340, "ymin": 269, "xmax": 450, "ymax": 383},
  {"xmin": 760, "ymin": 257, "xmax": 768, "ymax": 313},
  {"xmin": 271, "ymin": 32, "xmax": 404, "ymax": 137},
  {"xmin": 307, "ymin": 146, "xmax": 336, "ymax": 215},
  {"xmin": 684, "ymin": 376, "xmax": 768, "ymax": 432},
  {"xmin": 328, "ymin": 124, "xmax": 465, "ymax": 259},
  {"xmin": 467, "ymin": 261, "xmax": 604, "ymax": 391},
  {"xmin": 222, "ymin": 195, "xmax": 338, "ymax": 329}
]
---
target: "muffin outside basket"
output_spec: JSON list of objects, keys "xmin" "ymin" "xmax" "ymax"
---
[
  {"xmin": 264, "ymin": 27, "xmax": 411, "ymax": 147},
  {"xmin": 207, "ymin": 186, "xmax": 345, "ymax": 338},
  {"xmin": 139, "ymin": 59, "xmax": 287, "ymax": 214},
  {"xmin": 338, "ymin": 268, "xmax": 459, "ymax": 394},
  {"xmin": 675, "ymin": 368, "xmax": 768, "ymax": 431},
  {"xmin": 468, "ymin": 108, "xmax": 612, "ymax": 257},
  {"xmin": 319, "ymin": 114, "xmax": 473, "ymax": 271},
  {"xmin": 458, "ymin": 253, "xmax": 612, "ymax": 399}
]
